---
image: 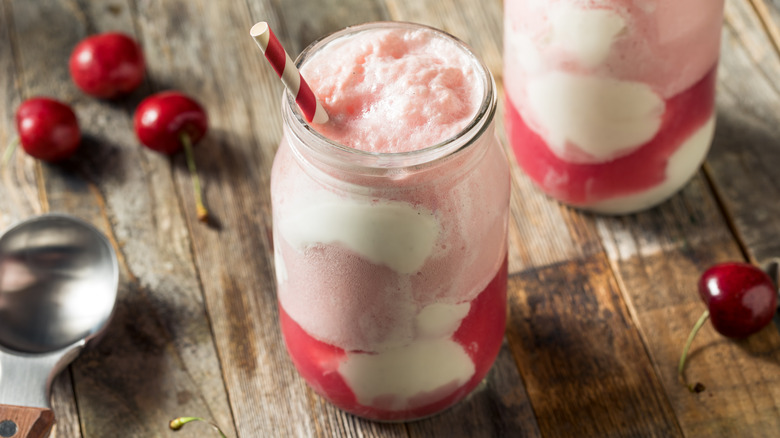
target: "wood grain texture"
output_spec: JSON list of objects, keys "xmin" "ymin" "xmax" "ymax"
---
[
  {"xmin": 132, "ymin": 0, "xmax": 321, "ymax": 434},
  {"xmin": 47, "ymin": 373, "xmax": 80, "ymax": 438},
  {"xmin": 3, "ymin": 1, "xmax": 235, "ymax": 437},
  {"xmin": 507, "ymin": 257, "xmax": 681, "ymax": 437},
  {"xmin": 597, "ymin": 176, "xmax": 780, "ymax": 437},
  {"xmin": 0, "ymin": 2, "xmax": 78, "ymax": 438},
  {"xmin": 0, "ymin": 0, "xmax": 42, "ymax": 225},
  {"xmin": 711, "ymin": 0, "xmax": 780, "ymax": 264}
]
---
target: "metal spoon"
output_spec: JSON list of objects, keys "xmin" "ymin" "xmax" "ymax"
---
[{"xmin": 0, "ymin": 214, "xmax": 118, "ymax": 438}]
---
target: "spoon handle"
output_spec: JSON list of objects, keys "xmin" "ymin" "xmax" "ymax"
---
[{"xmin": 0, "ymin": 405, "xmax": 54, "ymax": 438}]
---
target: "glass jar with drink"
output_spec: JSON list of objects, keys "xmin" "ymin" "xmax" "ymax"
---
[
  {"xmin": 504, "ymin": 0, "xmax": 725, "ymax": 213},
  {"xmin": 270, "ymin": 22, "xmax": 510, "ymax": 421}
]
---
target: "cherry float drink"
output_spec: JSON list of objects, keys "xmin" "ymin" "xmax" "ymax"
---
[{"xmin": 271, "ymin": 22, "xmax": 510, "ymax": 421}]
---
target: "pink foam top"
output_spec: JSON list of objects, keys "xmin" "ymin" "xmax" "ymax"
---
[
  {"xmin": 505, "ymin": 0, "xmax": 724, "ymax": 98},
  {"xmin": 300, "ymin": 27, "xmax": 482, "ymax": 153}
]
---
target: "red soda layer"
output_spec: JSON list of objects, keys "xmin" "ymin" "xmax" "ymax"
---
[
  {"xmin": 279, "ymin": 256, "xmax": 508, "ymax": 421},
  {"xmin": 505, "ymin": 67, "xmax": 717, "ymax": 205}
]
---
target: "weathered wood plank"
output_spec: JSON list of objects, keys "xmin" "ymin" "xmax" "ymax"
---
[
  {"xmin": 0, "ymin": 2, "xmax": 80, "ymax": 437},
  {"xmin": 268, "ymin": 0, "xmax": 391, "ymax": 54},
  {"xmin": 597, "ymin": 176, "xmax": 780, "ymax": 436},
  {"xmin": 506, "ymin": 256, "xmax": 682, "ymax": 437},
  {"xmin": 4, "ymin": 1, "xmax": 236, "ymax": 437},
  {"xmin": 48, "ymin": 372, "xmax": 81, "ymax": 438},
  {"xmin": 0, "ymin": 0, "xmax": 45, "ymax": 225},
  {"xmin": 710, "ymin": 0, "xmax": 780, "ymax": 264},
  {"xmin": 131, "ymin": 0, "xmax": 325, "ymax": 435}
]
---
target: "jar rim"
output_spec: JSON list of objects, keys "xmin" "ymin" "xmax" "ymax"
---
[{"xmin": 282, "ymin": 21, "xmax": 497, "ymax": 170}]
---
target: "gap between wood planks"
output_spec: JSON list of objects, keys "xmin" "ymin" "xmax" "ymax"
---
[{"xmin": 700, "ymin": 162, "xmax": 753, "ymax": 263}]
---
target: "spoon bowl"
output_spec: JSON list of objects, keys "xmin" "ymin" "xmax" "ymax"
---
[{"xmin": 0, "ymin": 214, "xmax": 118, "ymax": 438}]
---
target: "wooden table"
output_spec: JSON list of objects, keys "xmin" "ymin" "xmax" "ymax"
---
[{"xmin": 1, "ymin": 0, "xmax": 779, "ymax": 436}]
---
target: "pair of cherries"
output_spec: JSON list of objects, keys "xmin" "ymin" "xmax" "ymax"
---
[{"xmin": 12, "ymin": 33, "xmax": 208, "ymax": 220}]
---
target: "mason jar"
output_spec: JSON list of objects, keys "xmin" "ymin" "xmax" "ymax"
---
[
  {"xmin": 504, "ymin": 0, "xmax": 725, "ymax": 214},
  {"xmin": 270, "ymin": 22, "xmax": 510, "ymax": 421}
]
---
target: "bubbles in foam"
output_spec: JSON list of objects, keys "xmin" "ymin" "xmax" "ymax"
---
[{"xmin": 301, "ymin": 27, "xmax": 482, "ymax": 153}]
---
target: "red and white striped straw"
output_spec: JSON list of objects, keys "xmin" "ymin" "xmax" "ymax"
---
[{"xmin": 250, "ymin": 22, "xmax": 329, "ymax": 124}]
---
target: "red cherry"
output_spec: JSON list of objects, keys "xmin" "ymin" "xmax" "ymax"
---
[
  {"xmin": 133, "ymin": 91, "xmax": 209, "ymax": 221},
  {"xmin": 699, "ymin": 262, "xmax": 777, "ymax": 337},
  {"xmin": 679, "ymin": 261, "xmax": 778, "ymax": 390},
  {"xmin": 69, "ymin": 32, "xmax": 145, "ymax": 99},
  {"xmin": 14, "ymin": 97, "xmax": 81, "ymax": 162},
  {"xmin": 134, "ymin": 91, "xmax": 208, "ymax": 155}
]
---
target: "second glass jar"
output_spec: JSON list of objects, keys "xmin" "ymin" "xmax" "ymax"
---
[{"xmin": 504, "ymin": 0, "xmax": 725, "ymax": 214}]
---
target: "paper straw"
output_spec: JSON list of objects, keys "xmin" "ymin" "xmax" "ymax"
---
[{"xmin": 250, "ymin": 22, "xmax": 329, "ymax": 124}]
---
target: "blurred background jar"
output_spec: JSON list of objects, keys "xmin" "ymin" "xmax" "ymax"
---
[{"xmin": 504, "ymin": 0, "xmax": 725, "ymax": 214}]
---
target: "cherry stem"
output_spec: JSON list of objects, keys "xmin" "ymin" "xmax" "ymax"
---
[
  {"xmin": 180, "ymin": 132, "xmax": 208, "ymax": 222},
  {"xmin": 1, "ymin": 137, "xmax": 19, "ymax": 169},
  {"xmin": 678, "ymin": 309, "xmax": 710, "ymax": 390},
  {"xmin": 169, "ymin": 416, "xmax": 227, "ymax": 438}
]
